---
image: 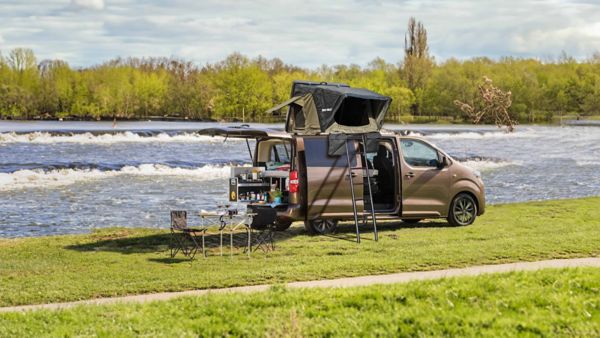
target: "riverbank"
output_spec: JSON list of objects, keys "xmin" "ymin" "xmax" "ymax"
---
[{"xmin": 1, "ymin": 197, "xmax": 599, "ymax": 307}]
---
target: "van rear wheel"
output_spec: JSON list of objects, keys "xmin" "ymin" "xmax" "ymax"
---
[
  {"xmin": 447, "ymin": 193, "xmax": 477, "ymax": 226},
  {"xmin": 305, "ymin": 219, "xmax": 338, "ymax": 235}
]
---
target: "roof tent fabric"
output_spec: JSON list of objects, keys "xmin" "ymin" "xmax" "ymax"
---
[{"xmin": 268, "ymin": 81, "xmax": 391, "ymax": 135}]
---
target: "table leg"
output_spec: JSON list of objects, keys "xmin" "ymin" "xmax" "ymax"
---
[{"xmin": 220, "ymin": 230, "xmax": 223, "ymax": 256}]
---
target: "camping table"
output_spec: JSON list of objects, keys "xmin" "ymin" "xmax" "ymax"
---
[{"xmin": 198, "ymin": 209, "xmax": 255, "ymax": 256}]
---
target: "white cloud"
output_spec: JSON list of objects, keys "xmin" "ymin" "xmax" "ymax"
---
[
  {"xmin": 1, "ymin": 0, "xmax": 600, "ymax": 67},
  {"xmin": 71, "ymin": 0, "xmax": 104, "ymax": 11}
]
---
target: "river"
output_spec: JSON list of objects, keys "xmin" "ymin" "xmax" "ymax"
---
[{"xmin": 1, "ymin": 121, "xmax": 598, "ymax": 237}]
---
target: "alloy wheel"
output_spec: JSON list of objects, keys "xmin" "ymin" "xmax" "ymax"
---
[
  {"xmin": 453, "ymin": 196, "xmax": 475, "ymax": 225},
  {"xmin": 312, "ymin": 219, "xmax": 337, "ymax": 234}
]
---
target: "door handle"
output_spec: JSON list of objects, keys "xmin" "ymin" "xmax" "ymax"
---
[
  {"xmin": 346, "ymin": 172, "xmax": 357, "ymax": 178},
  {"xmin": 405, "ymin": 172, "xmax": 415, "ymax": 178}
]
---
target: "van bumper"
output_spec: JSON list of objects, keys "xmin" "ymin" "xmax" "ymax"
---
[
  {"xmin": 478, "ymin": 192, "xmax": 486, "ymax": 215},
  {"xmin": 277, "ymin": 203, "xmax": 303, "ymax": 222}
]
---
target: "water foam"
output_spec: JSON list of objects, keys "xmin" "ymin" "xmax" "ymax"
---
[
  {"xmin": 0, "ymin": 132, "xmax": 242, "ymax": 144},
  {"xmin": 425, "ymin": 129, "xmax": 537, "ymax": 140},
  {"xmin": 459, "ymin": 159, "xmax": 518, "ymax": 171},
  {"xmin": 576, "ymin": 159, "xmax": 600, "ymax": 166},
  {"xmin": 0, "ymin": 164, "xmax": 231, "ymax": 191}
]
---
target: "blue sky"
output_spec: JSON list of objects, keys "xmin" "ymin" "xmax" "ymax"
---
[{"xmin": 1, "ymin": 0, "xmax": 600, "ymax": 68}]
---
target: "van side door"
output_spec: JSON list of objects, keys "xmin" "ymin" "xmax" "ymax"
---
[
  {"xmin": 303, "ymin": 136, "xmax": 364, "ymax": 219},
  {"xmin": 399, "ymin": 138, "xmax": 450, "ymax": 216}
]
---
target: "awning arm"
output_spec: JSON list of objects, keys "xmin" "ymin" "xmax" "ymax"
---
[{"xmin": 265, "ymin": 95, "xmax": 304, "ymax": 115}]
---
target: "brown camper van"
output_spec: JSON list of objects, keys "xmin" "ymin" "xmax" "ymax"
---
[{"xmin": 199, "ymin": 81, "xmax": 485, "ymax": 237}]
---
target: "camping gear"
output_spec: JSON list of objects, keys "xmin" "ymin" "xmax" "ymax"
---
[
  {"xmin": 197, "ymin": 208, "xmax": 244, "ymax": 257},
  {"xmin": 267, "ymin": 81, "xmax": 391, "ymax": 135},
  {"xmin": 248, "ymin": 207, "xmax": 277, "ymax": 252},
  {"xmin": 169, "ymin": 207, "xmax": 277, "ymax": 258},
  {"xmin": 169, "ymin": 210, "xmax": 207, "ymax": 260}
]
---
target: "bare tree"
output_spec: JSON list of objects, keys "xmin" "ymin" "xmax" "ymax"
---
[
  {"xmin": 405, "ymin": 17, "xmax": 429, "ymax": 59},
  {"xmin": 454, "ymin": 76, "xmax": 517, "ymax": 132}
]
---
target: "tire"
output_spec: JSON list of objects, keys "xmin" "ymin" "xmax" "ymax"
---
[
  {"xmin": 304, "ymin": 219, "xmax": 338, "ymax": 235},
  {"xmin": 273, "ymin": 219, "xmax": 293, "ymax": 231},
  {"xmin": 402, "ymin": 219, "xmax": 422, "ymax": 224},
  {"xmin": 447, "ymin": 193, "xmax": 477, "ymax": 226}
]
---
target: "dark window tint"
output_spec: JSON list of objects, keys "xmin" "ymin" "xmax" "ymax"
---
[
  {"xmin": 271, "ymin": 143, "xmax": 291, "ymax": 163},
  {"xmin": 304, "ymin": 137, "xmax": 356, "ymax": 167},
  {"xmin": 333, "ymin": 97, "xmax": 387, "ymax": 127},
  {"xmin": 401, "ymin": 139, "xmax": 439, "ymax": 167},
  {"xmin": 334, "ymin": 97, "xmax": 370, "ymax": 126}
]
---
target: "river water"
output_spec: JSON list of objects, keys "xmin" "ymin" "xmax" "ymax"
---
[{"xmin": 1, "ymin": 121, "xmax": 598, "ymax": 237}]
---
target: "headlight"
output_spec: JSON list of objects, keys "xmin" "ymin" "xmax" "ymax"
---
[{"xmin": 473, "ymin": 170, "xmax": 482, "ymax": 179}]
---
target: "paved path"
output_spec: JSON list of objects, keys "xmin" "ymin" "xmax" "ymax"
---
[{"xmin": 1, "ymin": 257, "xmax": 599, "ymax": 313}]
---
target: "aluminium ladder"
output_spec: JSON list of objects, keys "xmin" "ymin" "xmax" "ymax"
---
[{"xmin": 344, "ymin": 134, "xmax": 378, "ymax": 243}]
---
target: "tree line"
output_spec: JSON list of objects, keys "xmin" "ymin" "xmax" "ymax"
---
[{"xmin": 2, "ymin": 31, "xmax": 600, "ymax": 123}]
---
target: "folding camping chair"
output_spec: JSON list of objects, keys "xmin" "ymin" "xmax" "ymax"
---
[
  {"xmin": 170, "ymin": 210, "xmax": 207, "ymax": 259},
  {"xmin": 247, "ymin": 208, "xmax": 276, "ymax": 253}
]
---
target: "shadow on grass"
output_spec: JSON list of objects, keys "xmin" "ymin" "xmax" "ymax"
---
[
  {"xmin": 63, "ymin": 220, "xmax": 458, "ymax": 256},
  {"xmin": 325, "ymin": 220, "xmax": 459, "ymax": 242},
  {"xmin": 147, "ymin": 257, "xmax": 193, "ymax": 264},
  {"xmin": 64, "ymin": 232, "xmax": 172, "ymax": 254},
  {"xmin": 64, "ymin": 227, "xmax": 305, "ymax": 255}
]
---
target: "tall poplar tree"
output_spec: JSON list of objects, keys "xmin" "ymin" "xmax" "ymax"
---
[{"xmin": 402, "ymin": 17, "xmax": 433, "ymax": 116}]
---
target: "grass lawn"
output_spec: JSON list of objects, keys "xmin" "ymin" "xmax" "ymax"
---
[
  {"xmin": 1, "ymin": 268, "xmax": 598, "ymax": 336},
  {"xmin": 1, "ymin": 197, "xmax": 600, "ymax": 307}
]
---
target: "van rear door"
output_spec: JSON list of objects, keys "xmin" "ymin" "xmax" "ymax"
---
[
  {"xmin": 196, "ymin": 126, "xmax": 290, "ymax": 140},
  {"xmin": 196, "ymin": 126, "xmax": 291, "ymax": 162},
  {"xmin": 302, "ymin": 136, "xmax": 364, "ymax": 219}
]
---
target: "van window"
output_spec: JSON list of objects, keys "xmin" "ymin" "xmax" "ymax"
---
[
  {"xmin": 304, "ymin": 138, "xmax": 356, "ymax": 167},
  {"xmin": 401, "ymin": 139, "xmax": 439, "ymax": 167},
  {"xmin": 271, "ymin": 143, "xmax": 291, "ymax": 163}
]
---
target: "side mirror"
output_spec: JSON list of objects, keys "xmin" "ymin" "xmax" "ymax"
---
[{"xmin": 437, "ymin": 156, "xmax": 448, "ymax": 169}]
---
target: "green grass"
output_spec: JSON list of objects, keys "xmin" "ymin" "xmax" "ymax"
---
[
  {"xmin": 1, "ymin": 197, "xmax": 600, "ymax": 308},
  {"xmin": 1, "ymin": 268, "xmax": 598, "ymax": 337}
]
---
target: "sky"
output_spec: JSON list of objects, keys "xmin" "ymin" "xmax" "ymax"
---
[{"xmin": 1, "ymin": 0, "xmax": 600, "ymax": 68}]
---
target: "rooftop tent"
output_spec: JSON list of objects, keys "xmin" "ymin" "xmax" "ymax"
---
[{"xmin": 267, "ymin": 81, "xmax": 392, "ymax": 135}]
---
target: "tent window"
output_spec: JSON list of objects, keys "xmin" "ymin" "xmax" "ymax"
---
[
  {"xmin": 334, "ymin": 97, "xmax": 374, "ymax": 127},
  {"xmin": 292, "ymin": 105, "xmax": 305, "ymax": 129}
]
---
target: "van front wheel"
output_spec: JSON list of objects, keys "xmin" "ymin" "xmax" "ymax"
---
[
  {"xmin": 447, "ymin": 193, "xmax": 477, "ymax": 226},
  {"xmin": 305, "ymin": 219, "xmax": 338, "ymax": 235}
]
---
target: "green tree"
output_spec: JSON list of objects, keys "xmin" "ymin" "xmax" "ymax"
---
[
  {"xmin": 272, "ymin": 70, "xmax": 311, "ymax": 104},
  {"xmin": 211, "ymin": 53, "xmax": 272, "ymax": 121},
  {"xmin": 1, "ymin": 48, "xmax": 40, "ymax": 119},
  {"xmin": 401, "ymin": 17, "xmax": 433, "ymax": 116},
  {"xmin": 382, "ymin": 86, "xmax": 415, "ymax": 121}
]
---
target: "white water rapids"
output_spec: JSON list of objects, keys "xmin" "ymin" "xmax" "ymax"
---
[{"xmin": 1, "ymin": 121, "xmax": 598, "ymax": 237}]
